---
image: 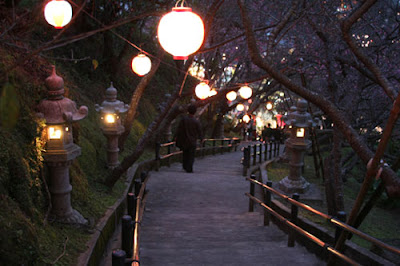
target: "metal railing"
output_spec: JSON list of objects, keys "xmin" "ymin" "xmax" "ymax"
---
[
  {"xmin": 242, "ymin": 141, "xmax": 280, "ymax": 176},
  {"xmin": 111, "ymin": 172, "xmax": 150, "ymax": 266},
  {"xmin": 155, "ymin": 137, "xmax": 240, "ymax": 170},
  {"xmin": 246, "ymin": 175, "xmax": 400, "ymax": 265}
]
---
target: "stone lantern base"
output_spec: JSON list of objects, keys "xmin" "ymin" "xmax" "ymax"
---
[
  {"xmin": 49, "ymin": 209, "xmax": 88, "ymax": 225},
  {"xmin": 278, "ymin": 175, "xmax": 310, "ymax": 194}
]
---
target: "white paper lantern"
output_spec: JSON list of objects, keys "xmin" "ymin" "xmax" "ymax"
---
[
  {"xmin": 131, "ymin": 54, "xmax": 152, "ymax": 76},
  {"xmin": 44, "ymin": 0, "xmax": 72, "ymax": 29},
  {"xmin": 157, "ymin": 7, "xmax": 205, "ymax": 60}
]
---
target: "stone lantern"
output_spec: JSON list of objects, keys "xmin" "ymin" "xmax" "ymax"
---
[
  {"xmin": 279, "ymin": 99, "xmax": 316, "ymax": 194},
  {"xmin": 36, "ymin": 65, "xmax": 88, "ymax": 224},
  {"xmin": 95, "ymin": 83, "xmax": 128, "ymax": 168}
]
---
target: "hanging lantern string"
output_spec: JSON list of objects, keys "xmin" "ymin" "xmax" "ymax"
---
[
  {"xmin": 63, "ymin": 0, "xmax": 267, "ymax": 95},
  {"xmin": 175, "ymin": 0, "xmax": 186, "ymax": 8}
]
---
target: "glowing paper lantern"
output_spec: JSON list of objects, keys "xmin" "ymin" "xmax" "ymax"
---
[
  {"xmin": 266, "ymin": 101, "xmax": 273, "ymax": 110},
  {"xmin": 236, "ymin": 103, "xmax": 244, "ymax": 111},
  {"xmin": 157, "ymin": 7, "xmax": 205, "ymax": 60},
  {"xmin": 131, "ymin": 54, "xmax": 152, "ymax": 76},
  {"xmin": 195, "ymin": 82, "xmax": 211, "ymax": 100},
  {"xmin": 243, "ymin": 114, "xmax": 251, "ymax": 123},
  {"xmin": 238, "ymin": 85, "xmax": 252, "ymax": 99},
  {"xmin": 226, "ymin": 91, "xmax": 237, "ymax": 101},
  {"xmin": 44, "ymin": 0, "xmax": 72, "ymax": 29}
]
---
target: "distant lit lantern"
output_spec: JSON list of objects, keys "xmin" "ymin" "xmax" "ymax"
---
[
  {"xmin": 239, "ymin": 85, "xmax": 252, "ymax": 99},
  {"xmin": 105, "ymin": 114, "xmax": 116, "ymax": 124},
  {"xmin": 131, "ymin": 54, "xmax": 152, "ymax": 76},
  {"xmin": 157, "ymin": 6, "xmax": 205, "ymax": 60},
  {"xmin": 44, "ymin": 0, "xmax": 73, "ymax": 29},
  {"xmin": 266, "ymin": 101, "xmax": 273, "ymax": 110},
  {"xmin": 243, "ymin": 114, "xmax": 251, "ymax": 123},
  {"xmin": 195, "ymin": 82, "xmax": 211, "ymax": 100},
  {"xmin": 209, "ymin": 88, "xmax": 217, "ymax": 97},
  {"xmin": 236, "ymin": 103, "xmax": 244, "ymax": 111},
  {"xmin": 226, "ymin": 91, "xmax": 237, "ymax": 101},
  {"xmin": 296, "ymin": 128, "xmax": 305, "ymax": 138}
]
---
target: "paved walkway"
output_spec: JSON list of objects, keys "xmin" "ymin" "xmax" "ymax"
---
[{"xmin": 139, "ymin": 143, "xmax": 324, "ymax": 265}]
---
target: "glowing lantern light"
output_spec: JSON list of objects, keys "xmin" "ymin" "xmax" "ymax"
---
[
  {"xmin": 236, "ymin": 103, "xmax": 244, "ymax": 111},
  {"xmin": 209, "ymin": 88, "xmax": 217, "ymax": 97},
  {"xmin": 131, "ymin": 54, "xmax": 152, "ymax": 76},
  {"xmin": 195, "ymin": 82, "xmax": 211, "ymax": 100},
  {"xmin": 105, "ymin": 114, "xmax": 115, "ymax": 124},
  {"xmin": 226, "ymin": 91, "xmax": 237, "ymax": 101},
  {"xmin": 266, "ymin": 101, "xmax": 273, "ymax": 110},
  {"xmin": 157, "ymin": 6, "xmax": 205, "ymax": 60},
  {"xmin": 239, "ymin": 85, "xmax": 252, "ymax": 99},
  {"xmin": 243, "ymin": 114, "xmax": 251, "ymax": 123},
  {"xmin": 44, "ymin": 0, "xmax": 73, "ymax": 29},
  {"xmin": 48, "ymin": 126, "xmax": 62, "ymax": 139},
  {"xmin": 296, "ymin": 128, "xmax": 305, "ymax": 138}
]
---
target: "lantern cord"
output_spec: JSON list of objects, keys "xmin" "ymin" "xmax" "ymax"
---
[
  {"xmin": 66, "ymin": 0, "xmax": 194, "ymax": 78},
  {"xmin": 179, "ymin": 69, "xmax": 190, "ymax": 97},
  {"xmin": 175, "ymin": 0, "xmax": 186, "ymax": 8}
]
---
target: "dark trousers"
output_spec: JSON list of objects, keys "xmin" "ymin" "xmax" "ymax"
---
[{"xmin": 182, "ymin": 147, "xmax": 196, "ymax": 172}]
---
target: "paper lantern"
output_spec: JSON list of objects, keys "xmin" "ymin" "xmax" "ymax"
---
[
  {"xmin": 195, "ymin": 82, "xmax": 211, "ymax": 100},
  {"xmin": 157, "ymin": 7, "xmax": 205, "ymax": 60},
  {"xmin": 226, "ymin": 91, "xmax": 237, "ymax": 101},
  {"xmin": 266, "ymin": 101, "xmax": 273, "ymax": 110},
  {"xmin": 236, "ymin": 103, "xmax": 244, "ymax": 111},
  {"xmin": 44, "ymin": 0, "xmax": 72, "ymax": 29},
  {"xmin": 243, "ymin": 114, "xmax": 251, "ymax": 123},
  {"xmin": 131, "ymin": 54, "xmax": 152, "ymax": 76},
  {"xmin": 238, "ymin": 85, "xmax": 252, "ymax": 99}
]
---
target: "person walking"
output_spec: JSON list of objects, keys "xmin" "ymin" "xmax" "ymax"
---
[{"xmin": 175, "ymin": 104, "xmax": 203, "ymax": 173}]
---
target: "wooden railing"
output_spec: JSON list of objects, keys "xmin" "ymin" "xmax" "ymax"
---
[
  {"xmin": 245, "ymin": 175, "xmax": 400, "ymax": 265},
  {"xmin": 241, "ymin": 141, "xmax": 281, "ymax": 176},
  {"xmin": 111, "ymin": 172, "xmax": 149, "ymax": 266},
  {"xmin": 155, "ymin": 137, "xmax": 240, "ymax": 170}
]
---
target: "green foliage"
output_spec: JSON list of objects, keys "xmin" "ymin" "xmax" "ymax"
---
[
  {"xmin": 0, "ymin": 196, "xmax": 41, "ymax": 265},
  {"xmin": 0, "ymin": 83, "xmax": 20, "ymax": 129}
]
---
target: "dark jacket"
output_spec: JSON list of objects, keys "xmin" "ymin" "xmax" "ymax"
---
[{"xmin": 175, "ymin": 115, "xmax": 203, "ymax": 149}]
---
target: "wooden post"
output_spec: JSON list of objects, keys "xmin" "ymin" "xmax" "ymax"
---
[
  {"xmin": 249, "ymin": 174, "xmax": 256, "ymax": 212},
  {"xmin": 269, "ymin": 142, "xmax": 272, "ymax": 159},
  {"xmin": 167, "ymin": 144, "xmax": 171, "ymax": 167},
  {"xmin": 127, "ymin": 192, "xmax": 137, "ymax": 220},
  {"xmin": 288, "ymin": 193, "xmax": 300, "ymax": 247},
  {"xmin": 264, "ymin": 142, "xmax": 268, "ymax": 161},
  {"xmin": 112, "ymin": 249, "xmax": 126, "ymax": 266},
  {"xmin": 121, "ymin": 215, "xmax": 133, "ymax": 257},
  {"xmin": 134, "ymin": 180, "xmax": 141, "ymax": 196},
  {"xmin": 335, "ymin": 211, "xmax": 347, "ymax": 245}
]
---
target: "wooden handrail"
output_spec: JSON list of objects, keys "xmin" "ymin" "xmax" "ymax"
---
[
  {"xmin": 131, "ymin": 173, "xmax": 150, "ymax": 265},
  {"xmin": 156, "ymin": 137, "xmax": 240, "ymax": 161},
  {"xmin": 245, "ymin": 192, "xmax": 359, "ymax": 265},
  {"xmin": 246, "ymin": 176, "xmax": 400, "ymax": 258}
]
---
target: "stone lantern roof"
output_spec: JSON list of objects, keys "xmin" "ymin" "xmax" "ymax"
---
[
  {"xmin": 284, "ymin": 99, "xmax": 315, "ymax": 128},
  {"xmin": 95, "ymin": 82, "xmax": 129, "ymax": 114},
  {"xmin": 36, "ymin": 66, "xmax": 88, "ymax": 124}
]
